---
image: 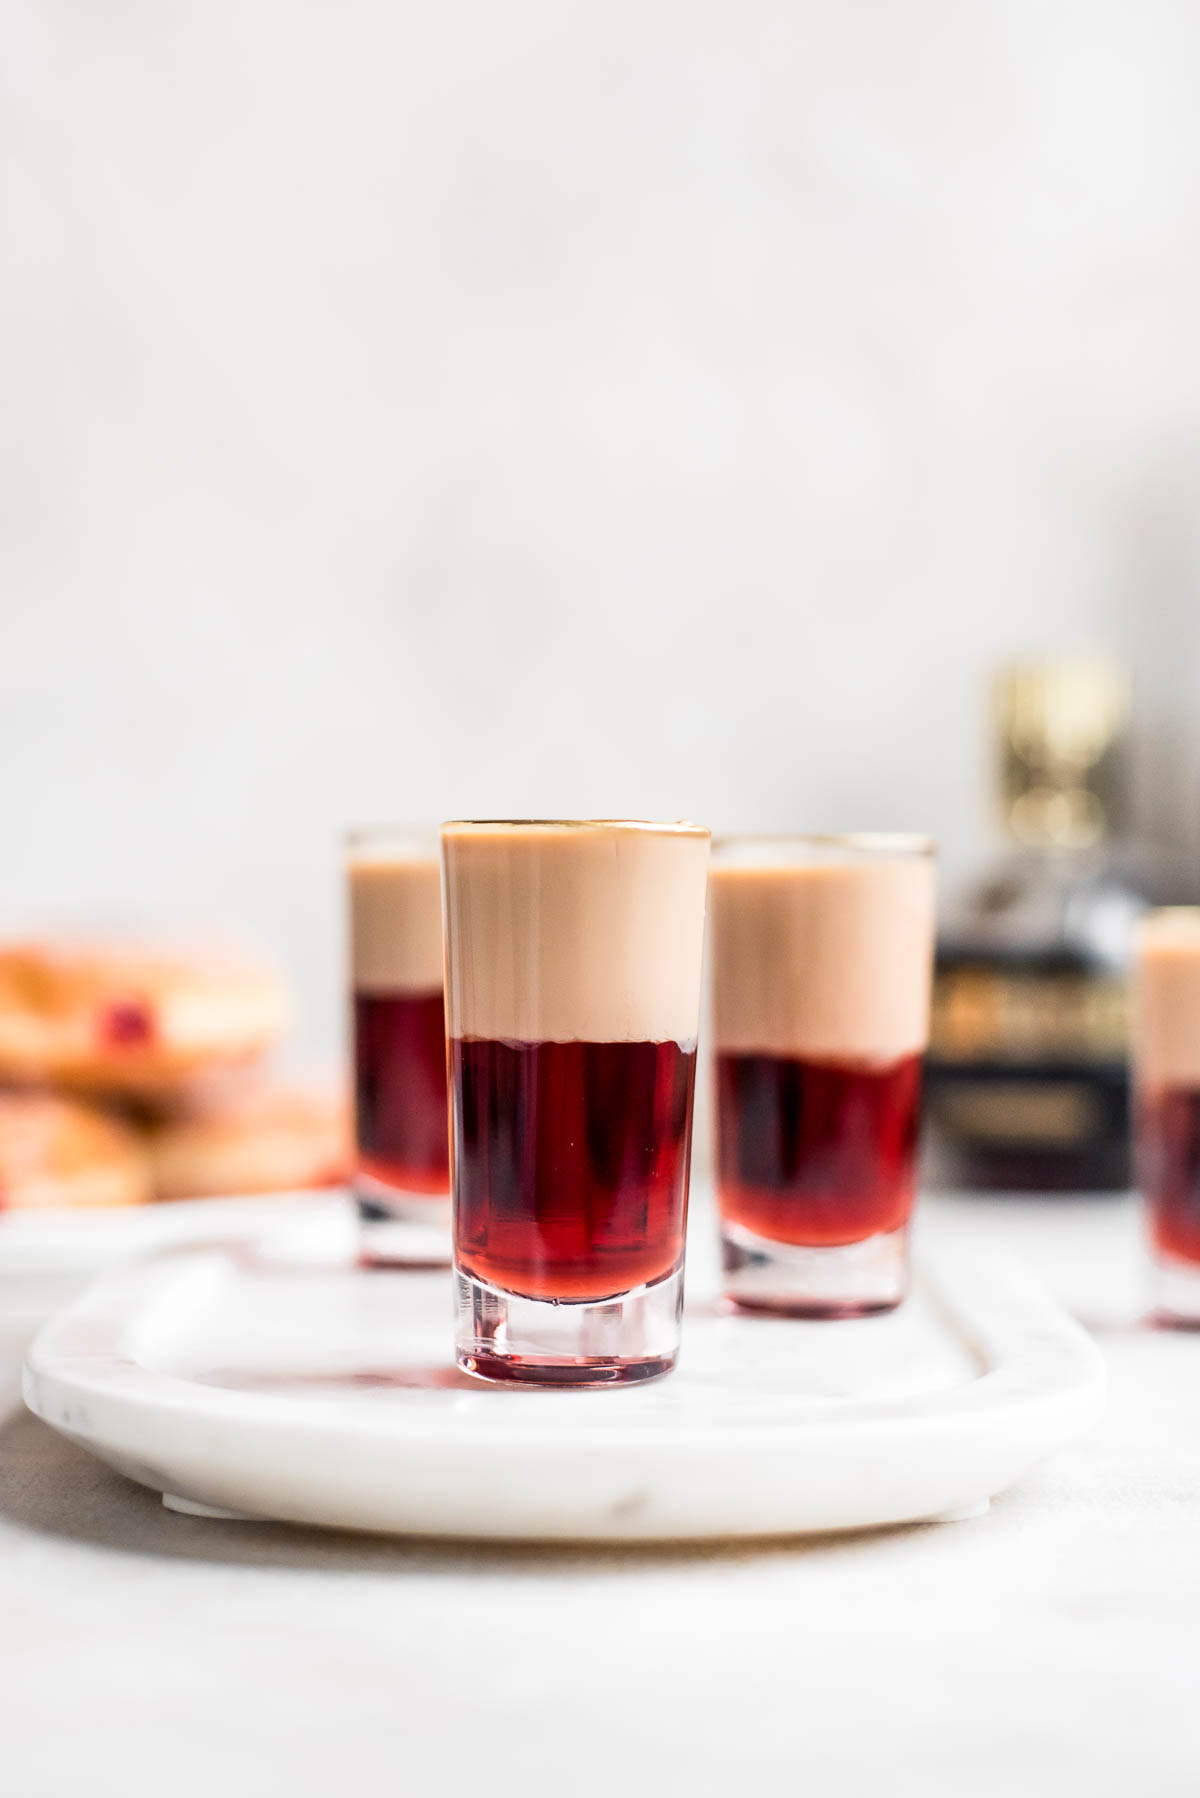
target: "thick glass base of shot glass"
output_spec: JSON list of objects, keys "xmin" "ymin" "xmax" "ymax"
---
[
  {"xmin": 721, "ymin": 1219, "xmax": 909, "ymax": 1318},
  {"xmin": 455, "ymin": 1264, "xmax": 684, "ymax": 1385},
  {"xmin": 355, "ymin": 1169, "xmax": 450, "ymax": 1268},
  {"xmin": 1149, "ymin": 1247, "xmax": 1200, "ymax": 1329}
]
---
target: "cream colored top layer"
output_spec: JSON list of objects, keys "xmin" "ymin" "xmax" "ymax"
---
[
  {"xmin": 1133, "ymin": 912, "xmax": 1200, "ymax": 1089},
  {"xmin": 348, "ymin": 852, "xmax": 443, "ymax": 993},
  {"xmin": 441, "ymin": 823, "xmax": 711, "ymax": 1043},
  {"xmin": 710, "ymin": 854, "xmax": 936, "ymax": 1062}
]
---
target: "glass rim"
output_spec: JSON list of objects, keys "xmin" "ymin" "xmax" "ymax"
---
[
  {"xmin": 1137, "ymin": 906, "xmax": 1200, "ymax": 936},
  {"xmin": 344, "ymin": 825, "xmax": 440, "ymax": 861},
  {"xmin": 441, "ymin": 818, "xmax": 711, "ymax": 838},
  {"xmin": 711, "ymin": 831, "xmax": 935, "ymax": 859}
]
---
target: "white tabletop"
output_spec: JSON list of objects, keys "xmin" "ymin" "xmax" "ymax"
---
[{"xmin": 1, "ymin": 1191, "xmax": 1196, "ymax": 1798}]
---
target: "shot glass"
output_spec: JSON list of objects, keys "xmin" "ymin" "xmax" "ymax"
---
[
  {"xmin": 442, "ymin": 819, "xmax": 711, "ymax": 1384},
  {"xmin": 1133, "ymin": 909, "xmax": 1200, "ymax": 1326},
  {"xmin": 347, "ymin": 830, "xmax": 449, "ymax": 1265},
  {"xmin": 710, "ymin": 834, "xmax": 936, "ymax": 1316}
]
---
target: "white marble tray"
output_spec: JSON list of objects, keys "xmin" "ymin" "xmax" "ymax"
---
[
  {"xmin": 23, "ymin": 1221, "xmax": 1105, "ymax": 1543},
  {"xmin": 0, "ymin": 1190, "xmax": 347, "ymax": 1312}
]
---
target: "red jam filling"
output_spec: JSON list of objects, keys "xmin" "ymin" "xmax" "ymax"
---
[{"xmin": 99, "ymin": 998, "xmax": 155, "ymax": 1049}]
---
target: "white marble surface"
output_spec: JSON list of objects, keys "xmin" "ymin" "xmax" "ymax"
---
[{"xmin": 2, "ymin": 1190, "xmax": 1198, "ymax": 1796}]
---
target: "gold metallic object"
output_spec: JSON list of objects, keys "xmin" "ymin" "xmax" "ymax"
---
[{"xmin": 996, "ymin": 655, "xmax": 1128, "ymax": 848}]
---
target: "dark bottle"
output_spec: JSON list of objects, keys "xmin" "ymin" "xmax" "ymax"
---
[{"xmin": 926, "ymin": 656, "xmax": 1180, "ymax": 1192}]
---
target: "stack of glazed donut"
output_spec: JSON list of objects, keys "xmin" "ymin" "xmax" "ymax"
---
[{"xmin": 0, "ymin": 942, "xmax": 348, "ymax": 1211}]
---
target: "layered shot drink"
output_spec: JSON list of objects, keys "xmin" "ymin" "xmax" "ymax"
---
[
  {"xmin": 442, "ymin": 820, "xmax": 711, "ymax": 1384},
  {"xmin": 347, "ymin": 833, "xmax": 449, "ymax": 1263},
  {"xmin": 710, "ymin": 835, "xmax": 936, "ymax": 1315},
  {"xmin": 1133, "ymin": 909, "xmax": 1200, "ymax": 1324}
]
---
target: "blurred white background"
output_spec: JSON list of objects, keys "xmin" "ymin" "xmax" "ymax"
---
[{"xmin": 3, "ymin": 0, "xmax": 1200, "ymax": 1059}]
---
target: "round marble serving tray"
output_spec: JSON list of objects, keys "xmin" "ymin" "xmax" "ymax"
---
[
  {"xmin": 0, "ymin": 1190, "xmax": 349, "ymax": 1277},
  {"xmin": 0, "ymin": 1190, "xmax": 353, "ymax": 1318},
  {"xmin": 23, "ymin": 1218, "xmax": 1104, "ymax": 1543}
]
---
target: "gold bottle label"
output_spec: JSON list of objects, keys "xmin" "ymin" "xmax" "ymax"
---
[
  {"xmin": 930, "ymin": 966, "xmax": 1127, "ymax": 1063},
  {"xmin": 929, "ymin": 1080, "xmax": 1101, "ymax": 1147}
]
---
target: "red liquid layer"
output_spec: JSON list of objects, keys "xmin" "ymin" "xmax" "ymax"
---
[
  {"xmin": 1140, "ymin": 1085, "xmax": 1200, "ymax": 1264},
  {"xmin": 451, "ymin": 1036, "xmax": 696, "ymax": 1302},
  {"xmin": 353, "ymin": 991, "xmax": 449, "ymax": 1195},
  {"xmin": 716, "ymin": 1050, "xmax": 922, "ymax": 1247}
]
